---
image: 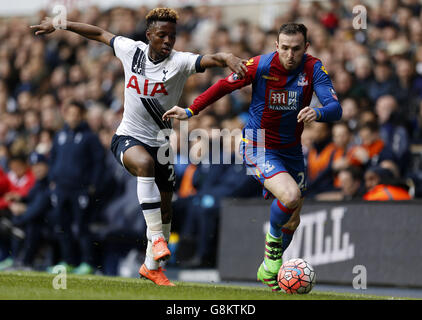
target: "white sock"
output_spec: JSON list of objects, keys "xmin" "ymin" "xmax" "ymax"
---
[
  {"xmin": 145, "ymin": 240, "xmax": 159, "ymax": 270},
  {"xmin": 138, "ymin": 177, "xmax": 163, "ymax": 241}
]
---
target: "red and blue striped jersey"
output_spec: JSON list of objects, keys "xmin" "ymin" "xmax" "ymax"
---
[{"xmin": 189, "ymin": 52, "xmax": 342, "ymax": 149}]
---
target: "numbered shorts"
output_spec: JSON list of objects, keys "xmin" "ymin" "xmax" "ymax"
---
[
  {"xmin": 111, "ymin": 134, "xmax": 176, "ymax": 192},
  {"xmin": 239, "ymin": 139, "xmax": 307, "ymax": 199}
]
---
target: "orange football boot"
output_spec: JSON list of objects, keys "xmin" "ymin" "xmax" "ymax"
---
[
  {"xmin": 152, "ymin": 237, "xmax": 171, "ymax": 261},
  {"xmin": 139, "ymin": 264, "xmax": 175, "ymax": 286}
]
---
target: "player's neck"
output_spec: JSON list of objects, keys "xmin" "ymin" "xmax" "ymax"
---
[{"xmin": 148, "ymin": 48, "xmax": 166, "ymax": 64}]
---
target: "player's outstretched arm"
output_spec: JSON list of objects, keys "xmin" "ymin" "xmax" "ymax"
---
[
  {"xmin": 30, "ymin": 17, "xmax": 115, "ymax": 46},
  {"xmin": 200, "ymin": 53, "xmax": 248, "ymax": 78}
]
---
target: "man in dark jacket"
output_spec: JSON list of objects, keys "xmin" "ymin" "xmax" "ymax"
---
[{"xmin": 48, "ymin": 101, "xmax": 105, "ymax": 274}]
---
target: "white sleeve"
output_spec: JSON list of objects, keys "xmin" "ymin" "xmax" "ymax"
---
[
  {"xmin": 111, "ymin": 36, "xmax": 138, "ymax": 61},
  {"xmin": 176, "ymin": 51, "xmax": 203, "ymax": 77}
]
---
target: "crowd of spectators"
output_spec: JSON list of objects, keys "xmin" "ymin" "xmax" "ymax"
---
[{"xmin": 1, "ymin": 0, "xmax": 422, "ymax": 273}]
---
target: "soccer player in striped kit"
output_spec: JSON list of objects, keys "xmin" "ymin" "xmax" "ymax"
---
[
  {"xmin": 31, "ymin": 8, "xmax": 248, "ymax": 286},
  {"xmin": 164, "ymin": 23, "xmax": 342, "ymax": 291}
]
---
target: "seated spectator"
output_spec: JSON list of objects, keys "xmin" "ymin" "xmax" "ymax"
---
[
  {"xmin": 330, "ymin": 121, "xmax": 356, "ymax": 186},
  {"xmin": 0, "ymin": 153, "xmax": 36, "ymax": 212},
  {"xmin": 348, "ymin": 121, "xmax": 395, "ymax": 169},
  {"xmin": 306, "ymin": 122, "xmax": 336, "ymax": 197},
  {"xmin": 363, "ymin": 166, "xmax": 411, "ymax": 201},
  {"xmin": 0, "ymin": 152, "xmax": 52, "ymax": 271},
  {"xmin": 315, "ymin": 166, "xmax": 365, "ymax": 201}
]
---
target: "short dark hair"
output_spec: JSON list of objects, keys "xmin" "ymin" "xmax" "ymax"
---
[
  {"xmin": 67, "ymin": 100, "xmax": 86, "ymax": 113},
  {"xmin": 278, "ymin": 23, "xmax": 308, "ymax": 43},
  {"xmin": 340, "ymin": 166, "xmax": 363, "ymax": 181},
  {"xmin": 358, "ymin": 121, "xmax": 379, "ymax": 133},
  {"xmin": 146, "ymin": 8, "xmax": 179, "ymax": 29}
]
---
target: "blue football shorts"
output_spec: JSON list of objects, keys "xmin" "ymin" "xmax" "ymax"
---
[{"xmin": 239, "ymin": 137, "xmax": 307, "ymax": 199}]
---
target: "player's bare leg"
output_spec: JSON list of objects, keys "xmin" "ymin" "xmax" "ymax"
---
[{"xmin": 257, "ymin": 172, "xmax": 302, "ymax": 290}]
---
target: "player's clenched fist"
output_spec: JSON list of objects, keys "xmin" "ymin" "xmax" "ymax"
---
[
  {"xmin": 162, "ymin": 106, "xmax": 189, "ymax": 121},
  {"xmin": 30, "ymin": 17, "xmax": 56, "ymax": 35}
]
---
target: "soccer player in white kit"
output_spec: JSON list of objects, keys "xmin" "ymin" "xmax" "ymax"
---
[{"xmin": 31, "ymin": 8, "xmax": 248, "ymax": 286}]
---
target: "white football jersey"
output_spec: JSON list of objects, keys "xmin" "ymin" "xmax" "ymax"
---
[{"xmin": 111, "ymin": 36, "xmax": 202, "ymax": 147}]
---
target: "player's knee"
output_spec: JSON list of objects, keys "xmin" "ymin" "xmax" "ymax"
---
[{"xmin": 282, "ymin": 189, "xmax": 301, "ymax": 209}]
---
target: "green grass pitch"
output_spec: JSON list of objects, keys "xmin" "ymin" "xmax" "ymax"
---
[{"xmin": 0, "ymin": 271, "xmax": 408, "ymax": 300}]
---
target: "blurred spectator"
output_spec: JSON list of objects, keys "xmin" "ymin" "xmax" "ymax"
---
[
  {"xmin": 375, "ymin": 95, "xmax": 410, "ymax": 173},
  {"xmin": 363, "ymin": 165, "xmax": 411, "ymax": 200},
  {"xmin": 367, "ymin": 62, "xmax": 397, "ymax": 103},
  {"xmin": 306, "ymin": 122, "xmax": 336, "ymax": 197},
  {"xmin": 410, "ymin": 100, "xmax": 422, "ymax": 144},
  {"xmin": 340, "ymin": 97, "xmax": 360, "ymax": 132},
  {"xmin": 0, "ymin": 152, "xmax": 51, "ymax": 271},
  {"xmin": 0, "ymin": 153, "xmax": 36, "ymax": 212},
  {"xmin": 348, "ymin": 121, "xmax": 395, "ymax": 169},
  {"xmin": 48, "ymin": 101, "xmax": 105, "ymax": 274},
  {"xmin": 315, "ymin": 166, "xmax": 365, "ymax": 201}
]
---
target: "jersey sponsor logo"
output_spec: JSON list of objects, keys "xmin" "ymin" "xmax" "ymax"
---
[
  {"xmin": 126, "ymin": 76, "xmax": 168, "ymax": 96},
  {"xmin": 268, "ymin": 90, "xmax": 298, "ymax": 111},
  {"xmin": 262, "ymin": 75, "xmax": 280, "ymax": 81},
  {"xmin": 297, "ymin": 72, "xmax": 308, "ymax": 86}
]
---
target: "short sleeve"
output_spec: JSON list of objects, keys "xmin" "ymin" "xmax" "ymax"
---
[
  {"xmin": 110, "ymin": 36, "xmax": 137, "ymax": 61},
  {"xmin": 175, "ymin": 51, "xmax": 202, "ymax": 77}
]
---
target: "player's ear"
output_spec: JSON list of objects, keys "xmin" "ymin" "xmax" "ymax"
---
[{"xmin": 304, "ymin": 41, "xmax": 310, "ymax": 52}]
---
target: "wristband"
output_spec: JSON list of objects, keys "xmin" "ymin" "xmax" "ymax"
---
[
  {"xmin": 185, "ymin": 108, "xmax": 194, "ymax": 118},
  {"xmin": 312, "ymin": 107, "xmax": 322, "ymax": 121}
]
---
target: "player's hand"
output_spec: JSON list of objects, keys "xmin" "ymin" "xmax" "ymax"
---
[
  {"xmin": 225, "ymin": 54, "xmax": 248, "ymax": 79},
  {"xmin": 30, "ymin": 17, "xmax": 56, "ymax": 35},
  {"xmin": 162, "ymin": 106, "xmax": 188, "ymax": 121},
  {"xmin": 297, "ymin": 106, "xmax": 317, "ymax": 123}
]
